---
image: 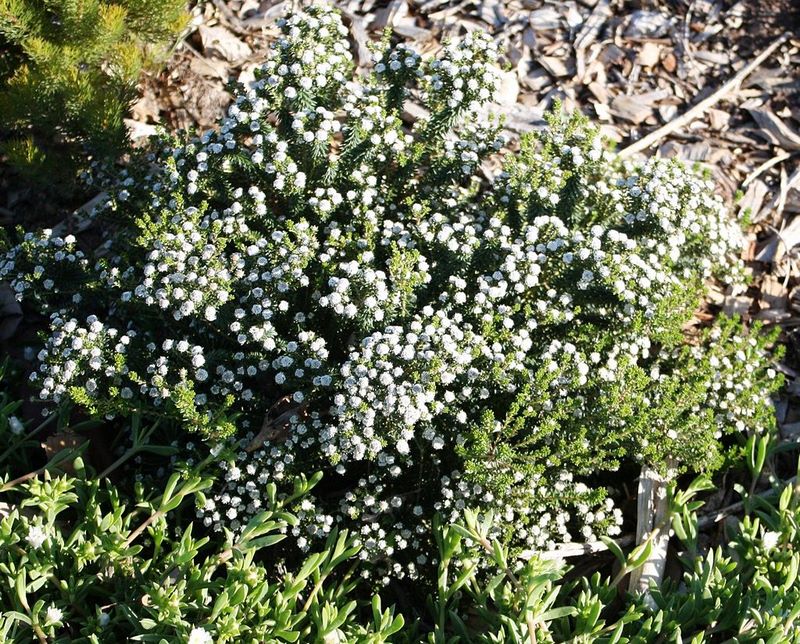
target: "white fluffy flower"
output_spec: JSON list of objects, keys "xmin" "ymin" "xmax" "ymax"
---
[
  {"xmin": 8, "ymin": 415, "xmax": 24, "ymax": 435},
  {"xmin": 188, "ymin": 627, "xmax": 214, "ymax": 644},
  {"xmin": 27, "ymin": 525, "xmax": 47, "ymax": 549},
  {"xmin": 762, "ymin": 530, "xmax": 780, "ymax": 551}
]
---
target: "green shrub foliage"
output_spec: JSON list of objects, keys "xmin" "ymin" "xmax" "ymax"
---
[
  {"xmin": 0, "ymin": 0, "xmax": 186, "ymax": 194},
  {"xmin": 0, "ymin": 5, "xmax": 782, "ymax": 579}
]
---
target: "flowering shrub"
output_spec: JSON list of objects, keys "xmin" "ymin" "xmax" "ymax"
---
[{"xmin": 0, "ymin": 4, "xmax": 782, "ymax": 578}]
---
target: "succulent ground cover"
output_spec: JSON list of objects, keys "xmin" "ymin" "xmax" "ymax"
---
[
  {"xmin": 2, "ymin": 423, "xmax": 800, "ymax": 641},
  {"xmin": 0, "ymin": 3, "xmax": 796, "ymax": 642}
]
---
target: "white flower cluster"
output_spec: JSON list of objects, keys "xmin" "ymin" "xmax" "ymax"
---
[
  {"xmin": 424, "ymin": 31, "xmax": 500, "ymax": 109},
  {"xmin": 2, "ymin": 5, "xmax": 778, "ymax": 580},
  {"xmin": 33, "ymin": 315, "xmax": 128, "ymax": 407},
  {"xmin": 0, "ymin": 231, "xmax": 87, "ymax": 307}
]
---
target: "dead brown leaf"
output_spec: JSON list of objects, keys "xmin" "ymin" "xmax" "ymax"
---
[
  {"xmin": 198, "ymin": 25, "xmax": 253, "ymax": 63},
  {"xmin": 41, "ymin": 432, "xmax": 88, "ymax": 475},
  {"xmin": 748, "ymin": 108, "xmax": 800, "ymax": 151}
]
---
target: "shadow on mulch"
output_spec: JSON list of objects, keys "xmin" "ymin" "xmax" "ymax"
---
[{"xmin": 741, "ymin": 0, "xmax": 800, "ymax": 54}]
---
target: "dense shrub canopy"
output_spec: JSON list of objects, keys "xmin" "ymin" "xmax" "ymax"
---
[{"xmin": 1, "ymin": 5, "xmax": 781, "ymax": 579}]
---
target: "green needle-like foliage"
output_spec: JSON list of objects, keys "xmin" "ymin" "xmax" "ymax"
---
[{"xmin": 0, "ymin": 0, "xmax": 186, "ymax": 202}]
